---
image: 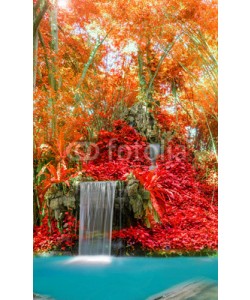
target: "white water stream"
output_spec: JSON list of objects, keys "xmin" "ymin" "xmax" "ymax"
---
[{"xmin": 78, "ymin": 181, "xmax": 117, "ymax": 256}]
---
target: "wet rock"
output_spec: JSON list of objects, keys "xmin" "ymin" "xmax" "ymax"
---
[
  {"xmin": 49, "ymin": 195, "xmax": 76, "ymax": 210},
  {"xmin": 33, "ymin": 293, "xmax": 54, "ymax": 300},
  {"xmin": 124, "ymin": 102, "xmax": 161, "ymax": 143},
  {"xmin": 142, "ymin": 190, "xmax": 150, "ymax": 200},
  {"xmin": 127, "ymin": 181, "xmax": 139, "ymax": 197},
  {"xmin": 147, "ymin": 280, "xmax": 218, "ymax": 300}
]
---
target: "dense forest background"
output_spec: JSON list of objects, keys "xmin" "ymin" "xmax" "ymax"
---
[
  {"xmin": 33, "ymin": 0, "xmax": 218, "ymax": 254},
  {"xmin": 2, "ymin": 1, "xmax": 250, "ymax": 299}
]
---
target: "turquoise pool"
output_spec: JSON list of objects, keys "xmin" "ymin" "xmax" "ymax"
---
[{"xmin": 33, "ymin": 256, "xmax": 218, "ymax": 300}]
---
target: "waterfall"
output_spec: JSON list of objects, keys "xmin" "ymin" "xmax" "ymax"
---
[
  {"xmin": 79, "ymin": 181, "xmax": 117, "ymax": 256},
  {"xmin": 149, "ymin": 143, "xmax": 161, "ymax": 170}
]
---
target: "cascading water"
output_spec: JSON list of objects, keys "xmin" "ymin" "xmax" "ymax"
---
[
  {"xmin": 149, "ymin": 143, "xmax": 161, "ymax": 170},
  {"xmin": 78, "ymin": 181, "xmax": 117, "ymax": 256}
]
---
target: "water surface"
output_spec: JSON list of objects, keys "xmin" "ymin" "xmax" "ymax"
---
[{"xmin": 33, "ymin": 256, "xmax": 218, "ymax": 300}]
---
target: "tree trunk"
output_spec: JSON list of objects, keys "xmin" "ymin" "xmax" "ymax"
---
[
  {"xmin": 33, "ymin": 33, "xmax": 38, "ymax": 89},
  {"xmin": 49, "ymin": 0, "xmax": 59, "ymax": 138},
  {"xmin": 33, "ymin": 0, "xmax": 48, "ymax": 89}
]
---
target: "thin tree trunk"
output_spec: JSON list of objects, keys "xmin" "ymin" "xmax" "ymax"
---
[
  {"xmin": 33, "ymin": 0, "xmax": 48, "ymax": 38},
  {"xmin": 33, "ymin": 0, "xmax": 48, "ymax": 89},
  {"xmin": 147, "ymin": 35, "xmax": 180, "ymax": 97},
  {"xmin": 76, "ymin": 31, "xmax": 110, "ymax": 89},
  {"xmin": 38, "ymin": 30, "xmax": 50, "ymax": 72},
  {"xmin": 49, "ymin": 0, "xmax": 59, "ymax": 138},
  {"xmin": 204, "ymin": 112, "xmax": 218, "ymax": 161},
  {"xmin": 50, "ymin": 0, "xmax": 58, "ymax": 90},
  {"xmin": 137, "ymin": 49, "xmax": 147, "ymax": 93},
  {"xmin": 75, "ymin": 30, "xmax": 111, "ymax": 109},
  {"xmin": 33, "ymin": 33, "xmax": 39, "ymax": 89}
]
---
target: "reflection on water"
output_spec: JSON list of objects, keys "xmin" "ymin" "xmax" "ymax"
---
[{"xmin": 65, "ymin": 255, "xmax": 112, "ymax": 265}]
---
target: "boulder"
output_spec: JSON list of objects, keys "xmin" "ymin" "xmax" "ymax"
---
[{"xmin": 147, "ymin": 281, "xmax": 218, "ymax": 300}]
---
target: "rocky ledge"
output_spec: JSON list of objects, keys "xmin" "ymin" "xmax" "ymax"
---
[
  {"xmin": 33, "ymin": 293, "xmax": 54, "ymax": 300},
  {"xmin": 147, "ymin": 280, "xmax": 218, "ymax": 300}
]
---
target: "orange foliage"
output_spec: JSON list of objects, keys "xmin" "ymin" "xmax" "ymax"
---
[{"xmin": 34, "ymin": 0, "xmax": 218, "ymax": 250}]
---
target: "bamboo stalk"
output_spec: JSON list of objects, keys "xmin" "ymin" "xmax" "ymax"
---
[
  {"xmin": 137, "ymin": 49, "xmax": 147, "ymax": 93},
  {"xmin": 33, "ymin": 0, "xmax": 48, "ymax": 89},
  {"xmin": 204, "ymin": 113, "xmax": 218, "ymax": 161},
  {"xmin": 49, "ymin": 0, "xmax": 59, "ymax": 138},
  {"xmin": 33, "ymin": 33, "xmax": 39, "ymax": 89},
  {"xmin": 76, "ymin": 31, "xmax": 111, "ymax": 89},
  {"xmin": 38, "ymin": 30, "xmax": 50, "ymax": 73},
  {"xmin": 33, "ymin": 0, "xmax": 48, "ymax": 38},
  {"xmin": 147, "ymin": 35, "xmax": 181, "ymax": 97}
]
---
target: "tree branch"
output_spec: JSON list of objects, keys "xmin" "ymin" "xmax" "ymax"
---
[
  {"xmin": 33, "ymin": 0, "xmax": 48, "ymax": 38},
  {"xmin": 38, "ymin": 30, "xmax": 50, "ymax": 72},
  {"xmin": 76, "ymin": 30, "xmax": 111, "ymax": 89},
  {"xmin": 34, "ymin": 0, "xmax": 42, "ymax": 13},
  {"xmin": 147, "ymin": 35, "xmax": 180, "ymax": 97},
  {"xmin": 137, "ymin": 49, "xmax": 147, "ymax": 93}
]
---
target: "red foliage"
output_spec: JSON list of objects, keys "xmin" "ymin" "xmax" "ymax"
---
[
  {"xmin": 33, "ymin": 212, "xmax": 78, "ymax": 253},
  {"xmin": 34, "ymin": 122, "xmax": 217, "ymax": 253},
  {"xmin": 82, "ymin": 120, "xmax": 150, "ymax": 180},
  {"xmin": 113, "ymin": 143, "xmax": 218, "ymax": 251},
  {"xmin": 113, "ymin": 219, "xmax": 217, "ymax": 251},
  {"xmin": 82, "ymin": 123, "xmax": 218, "ymax": 252}
]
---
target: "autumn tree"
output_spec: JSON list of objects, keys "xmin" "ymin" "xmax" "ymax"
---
[{"xmin": 33, "ymin": 0, "xmax": 218, "ymax": 252}]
